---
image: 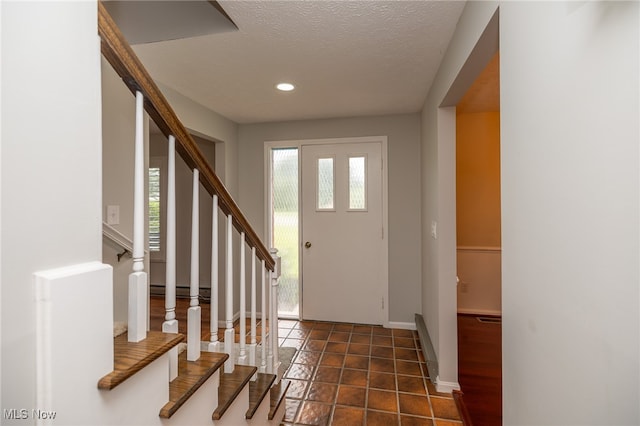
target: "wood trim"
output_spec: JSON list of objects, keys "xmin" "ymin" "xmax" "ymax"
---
[
  {"xmin": 212, "ymin": 365, "xmax": 258, "ymax": 420},
  {"xmin": 456, "ymin": 246, "xmax": 502, "ymax": 253},
  {"xmin": 246, "ymin": 373, "xmax": 276, "ymax": 419},
  {"xmin": 457, "ymin": 312, "xmax": 502, "ymax": 319},
  {"xmin": 98, "ymin": 331, "xmax": 184, "ymax": 390},
  {"xmin": 453, "ymin": 390, "xmax": 474, "ymax": 426},
  {"xmin": 97, "ymin": 2, "xmax": 274, "ymax": 271},
  {"xmin": 159, "ymin": 351, "xmax": 228, "ymax": 418},
  {"xmin": 268, "ymin": 379, "xmax": 290, "ymax": 420}
]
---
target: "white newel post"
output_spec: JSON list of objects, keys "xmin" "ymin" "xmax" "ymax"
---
[
  {"xmin": 238, "ymin": 233, "xmax": 247, "ymax": 365},
  {"xmin": 224, "ymin": 214, "xmax": 235, "ymax": 372},
  {"xmin": 207, "ymin": 194, "xmax": 221, "ymax": 352},
  {"xmin": 163, "ymin": 135, "xmax": 178, "ymax": 379},
  {"xmin": 260, "ymin": 259, "xmax": 267, "ymax": 374},
  {"xmin": 128, "ymin": 90, "xmax": 147, "ymax": 343},
  {"xmin": 270, "ymin": 248, "xmax": 282, "ymax": 381},
  {"xmin": 187, "ymin": 169, "xmax": 201, "ymax": 361},
  {"xmin": 249, "ymin": 247, "xmax": 257, "ymax": 372}
]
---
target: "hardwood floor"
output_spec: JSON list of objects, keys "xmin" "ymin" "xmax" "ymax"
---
[
  {"xmin": 149, "ymin": 296, "xmax": 267, "ymax": 344},
  {"xmin": 457, "ymin": 314, "xmax": 502, "ymax": 426}
]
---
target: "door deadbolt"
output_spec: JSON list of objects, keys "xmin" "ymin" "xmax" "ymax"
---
[{"xmin": 305, "ymin": 241, "xmax": 312, "ymax": 248}]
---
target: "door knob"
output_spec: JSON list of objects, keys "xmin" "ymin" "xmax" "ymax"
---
[{"xmin": 305, "ymin": 241, "xmax": 312, "ymax": 248}]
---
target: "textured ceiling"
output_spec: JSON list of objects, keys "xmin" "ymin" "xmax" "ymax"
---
[{"xmin": 132, "ymin": 1, "xmax": 466, "ymax": 124}]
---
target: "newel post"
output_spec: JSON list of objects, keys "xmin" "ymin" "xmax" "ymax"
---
[
  {"xmin": 270, "ymin": 248, "xmax": 282, "ymax": 382},
  {"xmin": 128, "ymin": 90, "xmax": 147, "ymax": 343}
]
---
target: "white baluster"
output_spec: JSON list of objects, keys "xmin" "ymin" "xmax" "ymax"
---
[
  {"xmin": 238, "ymin": 232, "xmax": 247, "ymax": 365},
  {"xmin": 266, "ymin": 266, "xmax": 274, "ymax": 374},
  {"xmin": 260, "ymin": 259, "xmax": 267, "ymax": 374},
  {"xmin": 187, "ymin": 169, "xmax": 201, "ymax": 361},
  {"xmin": 224, "ymin": 214, "xmax": 235, "ymax": 372},
  {"xmin": 249, "ymin": 247, "xmax": 257, "ymax": 373},
  {"xmin": 128, "ymin": 90, "xmax": 147, "ymax": 343},
  {"xmin": 163, "ymin": 135, "xmax": 178, "ymax": 380},
  {"xmin": 207, "ymin": 194, "xmax": 221, "ymax": 352},
  {"xmin": 270, "ymin": 248, "xmax": 282, "ymax": 381}
]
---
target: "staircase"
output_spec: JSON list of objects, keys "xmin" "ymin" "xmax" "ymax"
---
[{"xmin": 94, "ymin": 2, "xmax": 290, "ymax": 424}]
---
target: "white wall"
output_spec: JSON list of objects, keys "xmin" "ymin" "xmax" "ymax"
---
[
  {"xmin": 1, "ymin": 1, "xmax": 103, "ymax": 419},
  {"xmin": 500, "ymin": 2, "xmax": 639, "ymax": 423},
  {"xmin": 420, "ymin": 0, "xmax": 499, "ymax": 390},
  {"xmin": 155, "ymin": 82, "xmax": 238, "ymax": 196},
  {"xmin": 238, "ymin": 114, "xmax": 422, "ymax": 324}
]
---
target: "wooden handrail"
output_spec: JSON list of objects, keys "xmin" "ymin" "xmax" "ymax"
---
[{"xmin": 98, "ymin": 1, "xmax": 274, "ymax": 271}]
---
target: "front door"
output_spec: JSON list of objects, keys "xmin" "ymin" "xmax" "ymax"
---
[{"xmin": 301, "ymin": 141, "xmax": 385, "ymax": 324}]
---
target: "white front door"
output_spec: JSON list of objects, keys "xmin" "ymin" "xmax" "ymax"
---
[{"xmin": 301, "ymin": 141, "xmax": 385, "ymax": 325}]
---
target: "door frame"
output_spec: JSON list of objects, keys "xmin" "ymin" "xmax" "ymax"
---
[{"xmin": 265, "ymin": 136, "xmax": 389, "ymax": 326}]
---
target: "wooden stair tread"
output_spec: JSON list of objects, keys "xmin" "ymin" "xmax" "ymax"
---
[
  {"xmin": 159, "ymin": 351, "xmax": 229, "ymax": 418},
  {"xmin": 212, "ymin": 364, "xmax": 258, "ymax": 420},
  {"xmin": 246, "ymin": 373, "xmax": 276, "ymax": 419},
  {"xmin": 98, "ymin": 331, "xmax": 184, "ymax": 390},
  {"xmin": 268, "ymin": 379, "xmax": 291, "ymax": 420}
]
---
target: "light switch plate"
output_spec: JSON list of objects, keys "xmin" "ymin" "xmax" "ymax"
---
[{"xmin": 106, "ymin": 205, "xmax": 120, "ymax": 225}]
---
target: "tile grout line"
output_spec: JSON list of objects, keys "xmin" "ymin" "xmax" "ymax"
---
[
  {"xmin": 278, "ymin": 320, "xmax": 459, "ymax": 425},
  {"xmin": 392, "ymin": 332, "xmax": 401, "ymax": 424},
  {"xmin": 362, "ymin": 327, "xmax": 372, "ymax": 425}
]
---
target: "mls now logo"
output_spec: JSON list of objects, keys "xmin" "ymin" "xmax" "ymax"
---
[
  {"xmin": 3, "ymin": 409, "xmax": 28, "ymax": 419},
  {"xmin": 32, "ymin": 410, "xmax": 57, "ymax": 419},
  {"xmin": 3, "ymin": 408, "xmax": 57, "ymax": 420}
]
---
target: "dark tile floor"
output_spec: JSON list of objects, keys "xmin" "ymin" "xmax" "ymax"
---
[
  {"xmin": 277, "ymin": 319, "xmax": 462, "ymax": 426},
  {"xmin": 149, "ymin": 297, "xmax": 463, "ymax": 425}
]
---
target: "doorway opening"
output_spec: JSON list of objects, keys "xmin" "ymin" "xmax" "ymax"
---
[{"xmin": 455, "ymin": 51, "xmax": 502, "ymax": 426}]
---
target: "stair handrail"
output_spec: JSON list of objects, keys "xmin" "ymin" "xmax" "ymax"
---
[
  {"xmin": 97, "ymin": 1, "xmax": 275, "ymax": 271},
  {"xmin": 102, "ymin": 221, "xmax": 134, "ymax": 254}
]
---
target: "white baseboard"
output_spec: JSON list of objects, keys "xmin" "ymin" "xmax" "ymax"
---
[
  {"xmin": 457, "ymin": 308, "xmax": 502, "ymax": 316},
  {"xmin": 435, "ymin": 376, "xmax": 460, "ymax": 393},
  {"xmin": 386, "ymin": 321, "xmax": 417, "ymax": 331}
]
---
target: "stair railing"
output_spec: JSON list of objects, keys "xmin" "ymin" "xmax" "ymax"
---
[{"xmin": 98, "ymin": 1, "xmax": 281, "ymax": 379}]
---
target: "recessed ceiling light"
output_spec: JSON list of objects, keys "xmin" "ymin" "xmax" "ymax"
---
[{"xmin": 276, "ymin": 82, "xmax": 295, "ymax": 92}]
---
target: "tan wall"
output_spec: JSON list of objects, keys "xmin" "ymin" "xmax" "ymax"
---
[
  {"xmin": 455, "ymin": 111, "xmax": 501, "ymax": 315},
  {"xmin": 456, "ymin": 112, "xmax": 501, "ymax": 247}
]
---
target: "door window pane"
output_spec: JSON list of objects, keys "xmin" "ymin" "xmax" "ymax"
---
[
  {"xmin": 272, "ymin": 148, "xmax": 299, "ymax": 317},
  {"xmin": 349, "ymin": 156, "xmax": 366, "ymax": 210},
  {"xmin": 317, "ymin": 157, "xmax": 335, "ymax": 210}
]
